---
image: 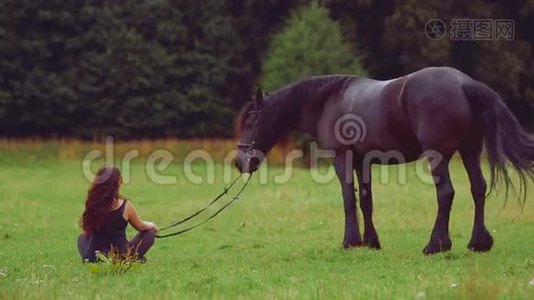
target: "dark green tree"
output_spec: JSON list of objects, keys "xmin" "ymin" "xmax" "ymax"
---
[
  {"xmin": 0, "ymin": 0, "xmax": 86, "ymax": 136},
  {"xmin": 260, "ymin": 2, "xmax": 367, "ymax": 91},
  {"xmin": 0, "ymin": 0, "xmax": 262, "ymax": 138}
]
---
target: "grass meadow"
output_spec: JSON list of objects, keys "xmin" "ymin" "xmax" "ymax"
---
[{"xmin": 0, "ymin": 140, "xmax": 533, "ymax": 299}]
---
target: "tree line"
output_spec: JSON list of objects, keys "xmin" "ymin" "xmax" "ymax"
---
[{"xmin": 0, "ymin": 0, "xmax": 532, "ymax": 139}]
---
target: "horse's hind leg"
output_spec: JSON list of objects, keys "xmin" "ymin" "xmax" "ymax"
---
[
  {"xmin": 423, "ymin": 155, "xmax": 455, "ymax": 255},
  {"xmin": 354, "ymin": 161, "xmax": 380, "ymax": 249},
  {"xmin": 460, "ymin": 144, "xmax": 494, "ymax": 252}
]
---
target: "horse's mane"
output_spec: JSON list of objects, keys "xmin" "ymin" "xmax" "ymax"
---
[
  {"xmin": 235, "ymin": 75, "xmax": 358, "ymax": 137},
  {"xmin": 287, "ymin": 75, "xmax": 357, "ymax": 102}
]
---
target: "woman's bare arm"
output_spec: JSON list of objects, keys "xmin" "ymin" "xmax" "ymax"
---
[{"xmin": 124, "ymin": 201, "xmax": 159, "ymax": 232}]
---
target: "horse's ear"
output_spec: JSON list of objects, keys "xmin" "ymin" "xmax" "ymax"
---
[{"xmin": 255, "ymin": 88, "xmax": 263, "ymax": 107}]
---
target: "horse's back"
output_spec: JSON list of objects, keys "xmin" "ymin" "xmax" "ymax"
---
[{"xmin": 333, "ymin": 67, "xmax": 475, "ymax": 160}]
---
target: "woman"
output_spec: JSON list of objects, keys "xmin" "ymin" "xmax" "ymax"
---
[{"xmin": 77, "ymin": 166, "xmax": 158, "ymax": 263}]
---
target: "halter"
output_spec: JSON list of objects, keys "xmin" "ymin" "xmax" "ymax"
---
[{"xmin": 237, "ymin": 109, "xmax": 262, "ymax": 156}]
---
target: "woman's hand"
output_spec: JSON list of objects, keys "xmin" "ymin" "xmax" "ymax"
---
[{"xmin": 143, "ymin": 221, "xmax": 159, "ymax": 233}]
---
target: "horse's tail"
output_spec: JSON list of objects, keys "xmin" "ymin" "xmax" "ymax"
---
[{"xmin": 463, "ymin": 80, "xmax": 534, "ymax": 204}]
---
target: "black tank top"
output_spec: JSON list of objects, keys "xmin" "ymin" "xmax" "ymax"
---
[{"xmin": 86, "ymin": 200, "xmax": 128, "ymax": 262}]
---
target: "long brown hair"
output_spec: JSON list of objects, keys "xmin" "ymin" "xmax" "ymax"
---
[{"xmin": 80, "ymin": 166, "xmax": 123, "ymax": 235}]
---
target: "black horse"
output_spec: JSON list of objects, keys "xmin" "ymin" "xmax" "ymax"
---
[{"xmin": 235, "ymin": 67, "xmax": 534, "ymax": 254}]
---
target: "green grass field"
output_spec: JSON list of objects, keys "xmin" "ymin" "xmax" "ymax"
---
[{"xmin": 0, "ymin": 152, "xmax": 533, "ymax": 299}]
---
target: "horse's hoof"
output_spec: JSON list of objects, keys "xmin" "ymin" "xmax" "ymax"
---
[
  {"xmin": 365, "ymin": 241, "xmax": 381, "ymax": 250},
  {"xmin": 363, "ymin": 235, "xmax": 381, "ymax": 250},
  {"xmin": 422, "ymin": 240, "xmax": 452, "ymax": 255},
  {"xmin": 468, "ymin": 229, "xmax": 494, "ymax": 252},
  {"xmin": 342, "ymin": 240, "xmax": 363, "ymax": 249}
]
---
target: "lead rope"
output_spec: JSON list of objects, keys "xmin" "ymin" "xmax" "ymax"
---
[
  {"xmin": 156, "ymin": 174, "xmax": 252, "ymax": 238},
  {"xmin": 157, "ymin": 174, "xmax": 243, "ymax": 232}
]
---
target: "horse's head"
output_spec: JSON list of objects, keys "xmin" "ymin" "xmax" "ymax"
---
[{"xmin": 234, "ymin": 89, "xmax": 275, "ymax": 173}]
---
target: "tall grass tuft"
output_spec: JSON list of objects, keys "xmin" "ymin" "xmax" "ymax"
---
[{"xmin": 87, "ymin": 246, "xmax": 143, "ymax": 275}]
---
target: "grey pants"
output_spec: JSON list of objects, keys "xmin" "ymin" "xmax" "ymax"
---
[{"xmin": 77, "ymin": 229, "xmax": 156, "ymax": 262}]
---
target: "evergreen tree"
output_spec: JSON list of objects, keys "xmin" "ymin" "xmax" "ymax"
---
[{"xmin": 260, "ymin": 2, "xmax": 367, "ymax": 91}]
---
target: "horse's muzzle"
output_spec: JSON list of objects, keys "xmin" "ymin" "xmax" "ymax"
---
[{"xmin": 234, "ymin": 156, "xmax": 260, "ymax": 174}]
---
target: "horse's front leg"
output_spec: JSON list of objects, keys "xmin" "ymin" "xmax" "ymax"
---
[
  {"xmin": 354, "ymin": 162, "xmax": 381, "ymax": 249},
  {"xmin": 334, "ymin": 151, "xmax": 362, "ymax": 248}
]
